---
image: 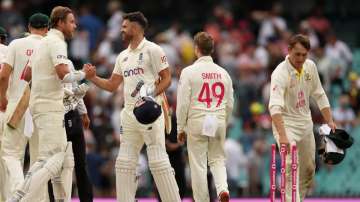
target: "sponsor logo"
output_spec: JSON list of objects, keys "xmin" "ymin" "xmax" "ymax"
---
[
  {"xmin": 57, "ymin": 55, "xmax": 67, "ymax": 59},
  {"xmin": 161, "ymin": 55, "xmax": 167, "ymax": 64},
  {"xmin": 124, "ymin": 67, "xmax": 144, "ymax": 77}
]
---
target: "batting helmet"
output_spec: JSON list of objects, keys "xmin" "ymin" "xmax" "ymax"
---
[{"xmin": 133, "ymin": 96, "xmax": 162, "ymax": 124}]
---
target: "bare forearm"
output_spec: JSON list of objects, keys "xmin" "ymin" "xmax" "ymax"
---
[
  {"xmin": 320, "ymin": 107, "xmax": 334, "ymax": 123},
  {"xmin": 0, "ymin": 77, "xmax": 9, "ymax": 99},
  {"xmin": 154, "ymin": 77, "xmax": 171, "ymax": 96},
  {"xmin": 271, "ymin": 113, "xmax": 287, "ymax": 138},
  {"xmin": 90, "ymin": 76, "xmax": 116, "ymax": 92}
]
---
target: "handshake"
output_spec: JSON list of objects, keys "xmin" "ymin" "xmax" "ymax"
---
[{"xmin": 82, "ymin": 63, "xmax": 96, "ymax": 79}]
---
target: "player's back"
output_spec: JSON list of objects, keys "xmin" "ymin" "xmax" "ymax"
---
[
  {"xmin": 5, "ymin": 35, "xmax": 42, "ymax": 102},
  {"xmin": 184, "ymin": 56, "xmax": 232, "ymax": 120}
]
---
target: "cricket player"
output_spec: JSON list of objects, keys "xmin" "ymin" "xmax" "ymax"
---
[
  {"xmin": 269, "ymin": 34, "xmax": 336, "ymax": 202},
  {"xmin": 176, "ymin": 32, "xmax": 234, "ymax": 202},
  {"xmin": 0, "ymin": 26, "xmax": 8, "ymax": 202},
  {"xmin": 6, "ymin": 6, "xmax": 94, "ymax": 202},
  {"xmin": 85, "ymin": 11, "xmax": 181, "ymax": 202},
  {"xmin": 0, "ymin": 13, "xmax": 49, "ymax": 201},
  {"xmin": 48, "ymin": 59, "xmax": 93, "ymax": 202}
]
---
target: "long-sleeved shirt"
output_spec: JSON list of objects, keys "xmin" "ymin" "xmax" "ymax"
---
[
  {"xmin": 176, "ymin": 56, "xmax": 234, "ymax": 132},
  {"xmin": 269, "ymin": 55, "xmax": 330, "ymax": 127}
]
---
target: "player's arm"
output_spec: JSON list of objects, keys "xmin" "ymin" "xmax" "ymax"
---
[
  {"xmin": 154, "ymin": 68, "xmax": 171, "ymax": 96},
  {"xmin": 150, "ymin": 45, "xmax": 171, "ymax": 96},
  {"xmin": 89, "ymin": 73, "xmax": 123, "ymax": 92},
  {"xmin": 269, "ymin": 72, "xmax": 289, "ymax": 148},
  {"xmin": 23, "ymin": 65, "xmax": 32, "ymax": 82},
  {"xmin": 176, "ymin": 69, "xmax": 191, "ymax": 135},
  {"xmin": 310, "ymin": 63, "xmax": 336, "ymax": 130},
  {"xmin": 0, "ymin": 64, "xmax": 11, "ymax": 111}
]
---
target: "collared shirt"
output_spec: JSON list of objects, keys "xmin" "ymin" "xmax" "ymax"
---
[
  {"xmin": 176, "ymin": 56, "xmax": 234, "ymax": 132},
  {"xmin": 113, "ymin": 37, "xmax": 169, "ymax": 109},
  {"xmin": 30, "ymin": 29, "xmax": 68, "ymax": 114},
  {"xmin": 4, "ymin": 34, "xmax": 43, "ymax": 102},
  {"xmin": 269, "ymin": 55, "xmax": 330, "ymax": 125}
]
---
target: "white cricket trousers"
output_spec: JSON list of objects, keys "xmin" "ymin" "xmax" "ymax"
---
[
  {"xmin": 115, "ymin": 108, "xmax": 180, "ymax": 202},
  {"xmin": 273, "ymin": 121, "xmax": 316, "ymax": 202},
  {"xmin": 187, "ymin": 117, "xmax": 228, "ymax": 202},
  {"xmin": 0, "ymin": 103, "xmax": 39, "ymax": 201}
]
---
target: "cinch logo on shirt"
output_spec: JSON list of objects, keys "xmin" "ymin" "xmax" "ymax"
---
[{"xmin": 124, "ymin": 67, "xmax": 144, "ymax": 77}]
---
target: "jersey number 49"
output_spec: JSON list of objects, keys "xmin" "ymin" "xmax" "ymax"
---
[{"xmin": 197, "ymin": 82, "xmax": 224, "ymax": 108}]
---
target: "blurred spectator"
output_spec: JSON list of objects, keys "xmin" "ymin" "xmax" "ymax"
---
[
  {"xmin": 247, "ymin": 138, "xmax": 267, "ymax": 196},
  {"xmin": 252, "ymin": 3, "xmax": 287, "ymax": 46},
  {"xmin": 325, "ymin": 31, "xmax": 353, "ymax": 69},
  {"xmin": 78, "ymin": 4, "xmax": 104, "ymax": 51},
  {"xmin": 224, "ymin": 138, "xmax": 249, "ymax": 196},
  {"xmin": 0, "ymin": 0, "xmax": 25, "ymax": 39},
  {"xmin": 106, "ymin": 0, "xmax": 123, "ymax": 40},
  {"xmin": 333, "ymin": 93, "xmax": 356, "ymax": 131}
]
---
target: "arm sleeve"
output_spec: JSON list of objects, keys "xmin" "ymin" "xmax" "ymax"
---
[
  {"xmin": 176, "ymin": 69, "xmax": 191, "ymax": 132},
  {"xmin": 112, "ymin": 54, "xmax": 123, "ymax": 75},
  {"xmin": 150, "ymin": 45, "xmax": 169, "ymax": 73},
  {"xmin": 310, "ymin": 63, "xmax": 330, "ymax": 110},
  {"xmin": 268, "ymin": 71, "xmax": 286, "ymax": 110},
  {"xmin": 50, "ymin": 41, "xmax": 68, "ymax": 66},
  {"xmin": 226, "ymin": 73, "xmax": 234, "ymax": 123},
  {"xmin": 76, "ymin": 99, "xmax": 88, "ymax": 115},
  {"xmin": 4, "ymin": 42, "xmax": 15, "ymax": 68}
]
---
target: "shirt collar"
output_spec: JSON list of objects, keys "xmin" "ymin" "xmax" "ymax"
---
[
  {"xmin": 285, "ymin": 55, "xmax": 303, "ymax": 78},
  {"xmin": 48, "ymin": 28, "xmax": 65, "ymax": 41},
  {"xmin": 28, "ymin": 34, "xmax": 43, "ymax": 39},
  {"xmin": 128, "ymin": 37, "xmax": 147, "ymax": 51},
  {"xmin": 195, "ymin": 56, "xmax": 213, "ymax": 63}
]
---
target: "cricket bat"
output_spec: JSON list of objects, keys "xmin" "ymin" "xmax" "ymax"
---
[
  {"xmin": 7, "ymin": 83, "xmax": 31, "ymax": 129},
  {"xmin": 161, "ymin": 92, "xmax": 172, "ymax": 135}
]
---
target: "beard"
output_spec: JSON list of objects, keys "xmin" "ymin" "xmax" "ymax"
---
[{"xmin": 121, "ymin": 32, "xmax": 132, "ymax": 42}]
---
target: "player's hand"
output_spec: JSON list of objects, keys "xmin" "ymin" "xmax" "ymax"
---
[
  {"xmin": 177, "ymin": 131, "xmax": 187, "ymax": 145},
  {"xmin": 81, "ymin": 113, "xmax": 90, "ymax": 129},
  {"xmin": 327, "ymin": 120, "xmax": 337, "ymax": 132},
  {"xmin": 279, "ymin": 135, "xmax": 290, "ymax": 152},
  {"xmin": 0, "ymin": 97, "xmax": 8, "ymax": 112},
  {"xmin": 83, "ymin": 63, "xmax": 96, "ymax": 79}
]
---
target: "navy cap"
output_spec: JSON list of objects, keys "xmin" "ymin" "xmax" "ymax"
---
[{"xmin": 29, "ymin": 13, "xmax": 49, "ymax": 29}]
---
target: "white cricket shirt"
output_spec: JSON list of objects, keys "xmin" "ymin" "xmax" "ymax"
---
[
  {"xmin": 269, "ymin": 55, "xmax": 330, "ymax": 126},
  {"xmin": 4, "ymin": 34, "xmax": 43, "ymax": 102},
  {"xmin": 29, "ymin": 29, "xmax": 68, "ymax": 114},
  {"xmin": 113, "ymin": 38, "xmax": 169, "ymax": 109},
  {"xmin": 176, "ymin": 56, "xmax": 234, "ymax": 132}
]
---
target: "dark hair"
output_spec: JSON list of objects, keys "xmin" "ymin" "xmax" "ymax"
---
[
  {"xmin": 289, "ymin": 34, "xmax": 311, "ymax": 50},
  {"xmin": 123, "ymin": 11, "xmax": 148, "ymax": 30},
  {"xmin": 194, "ymin": 32, "xmax": 214, "ymax": 56},
  {"xmin": 50, "ymin": 6, "xmax": 73, "ymax": 28}
]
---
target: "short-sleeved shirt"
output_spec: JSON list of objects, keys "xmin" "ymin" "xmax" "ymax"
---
[
  {"xmin": 4, "ymin": 34, "xmax": 43, "ymax": 102},
  {"xmin": 30, "ymin": 29, "xmax": 68, "ymax": 114},
  {"xmin": 269, "ymin": 55, "xmax": 330, "ymax": 126},
  {"xmin": 112, "ymin": 38, "xmax": 169, "ymax": 109},
  {"xmin": 0, "ymin": 44, "xmax": 7, "ymax": 67}
]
